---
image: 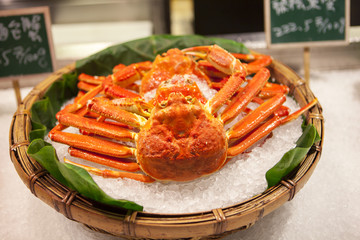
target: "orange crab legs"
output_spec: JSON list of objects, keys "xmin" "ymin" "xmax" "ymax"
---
[
  {"xmin": 188, "ymin": 49, "xmax": 272, "ymax": 77},
  {"xmin": 111, "ymin": 61, "xmax": 152, "ymax": 87},
  {"xmin": 231, "ymin": 53, "xmax": 272, "ymax": 75},
  {"xmin": 78, "ymin": 61, "xmax": 152, "ymax": 88},
  {"xmin": 220, "ymin": 67, "xmax": 271, "ymax": 125},
  {"xmin": 87, "ymin": 97, "xmax": 148, "ymax": 128},
  {"xmin": 57, "ymin": 113, "xmax": 137, "ymax": 141},
  {"xmin": 51, "ymin": 89, "xmax": 101, "ymax": 134},
  {"xmin": 49, "ymin": 95, "xmax": 157, "ymax": 181},
  {"xmin": 258, "ymin": 82, "xmax": 290, "ymax": 99},
  {"xmin": 182, "ymin": 46, "xmax": 287, "ymax": 137},
  {"xmin": 49, "ymin": 121, "xmax": 154, "ymax": 182},
  {"xmin": 49, "ymin": 130, "xmax": 135, "ymax": 158},
  {"xmin": 226, "ymin": 98, "xmax": 318, "ymax": 157},
  {"xmin": 78, "ymin": 73, "xmax": 141, "ymax": 98},
  {"xmin": 226, "ymin": 93, "xmax": 287, "ymax": 140},
  {"xmin": 76, "ymin": 61, "xmax": 152, "ymax": 99},
  {"xmin": 64, "ymin": 157, "xmax": 155, "ymax": 182},
  {"xmin": 49, "ymin": 127, "xmax": 155, "ymax": 182},
  {"xmin": 68, "ymin": 147, "xmax": 140, "ymax": 172},
  {"xmin": 183, "ymin": 45, "xmax": 248, "ymax": 114}
]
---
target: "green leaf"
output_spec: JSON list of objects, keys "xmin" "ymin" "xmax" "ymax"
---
[
  {"xmin": 27, "ymin": 139, "xmax": 143, "ymax": 211},
  {"xmin": 30, "ymin": 97, "xmax": 57, "ymax": 130},
  {"xmin": 29, "ymin": 72, "xmax": 78, "ymax": 135},
  {"xmin": 27, "ymin": 139, "xmax": 70, "ymax": 187},
  {"xmin": 29, "ymin": 121, "xmax": 47, "ymax": 142},
  {"xmin": 266, "ymin": 124, "xmax": 320, "ymax": 188}
]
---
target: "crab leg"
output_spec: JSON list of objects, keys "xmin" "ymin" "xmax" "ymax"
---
[
  {"xmin": 64, "ymin": 158, "xmax": 155, "ymax": 183},
  {"xmin": 104, "ymin": 84, "xmax": 141, "ymax": 98},
  {"xmin": 258, "ymin": 82, "xmax": 290, "ymax": 99},
  {"xmin": 281, "ymin": 98, "xmax": 318, "ymax": 124},
  {"xmin": 226, "ymin": 93, "xmax": 286, "ymax": 141},
  {"xmin": 63, "ymin": 85, "xmax": 103, "ymax": 113},
  {"xmin": 77, "ymin": 81, "xmax": 99, "ymax": 92},
  {"xmin": 184, "ymin": 45, "xmax": 248, "ymax": 114},
  {"xmin": 58, "ymin": 113, "xmax": 137, "ymax": 141},
  {"xmin": 227, "ymin": 98, "xmax": 318, "ymax": 157},
  {"xmin": 55, "ymin": 86, "xmax": 102, "ymax": 122},
  {"xmin": 87, "ymin": 97, "xmax": 147, "ymax": 128},
  {"xmin": 78, "ymin": 71, "xmax": 142, "ymax": 98},
  {"xmin": 209, "ymin": 76, "xmax": 289, "ymax": 100},
  {"xmin": 55, "ymin": 91, "xmax": 88, "ymax": 120},
  {"xmin": 220, "ymin": 68, "xmax": 270, "ymax": 125},
  {"xmin": 227, "ymin": 115, "xmax": 282, "ymax": 157},
  {"xmin": 49, "ymin": 131, "xmax": 136, "ymax": 158},
  {"xmin": 231, "ymin": 53, "xmax": 272, "ymax": 74},
  {"xmin": 110, "ymin": 98, "xmax": 153, "ymax": 117},
  {"xmin": 205, "ymin": 70, "xmax": 245, "ymax": 114},
  {"xmin": 68, "ymin": 147, "xmax": 140, "ymax": 172},
  {"xmin": 78, "ymin": 73, "xmax": 106, "ymax": 85},
  {"xmin": 95, "ymin": 116, "xmax": 134, "ymax": 129},
  {"xmin": 102, "ymin": 75, "xmax": 142, "ymax": 98},
  {"xmin": 52, "ymin": 91, "xmax": 94, "ymax": 134},
  {"xmin": 51, "ymin": 106, "xmax": 93, "ymax": 134},
  {"xmin": 197, "ymin": 60, "xmax": 228, "ymax": 79}
]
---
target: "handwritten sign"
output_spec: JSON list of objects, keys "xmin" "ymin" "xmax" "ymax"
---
[
  {"xmin": 0, "ymin": 7, "xmax": 55, "ymax": 79},
  {"xmin": 265, "ymin": 0, "xmax": 350, "ymax": 48}
]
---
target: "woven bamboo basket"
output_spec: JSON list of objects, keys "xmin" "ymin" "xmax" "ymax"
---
[{"xmin": 9, "ymin": 57, "xmax": 324, "ymax": 240}]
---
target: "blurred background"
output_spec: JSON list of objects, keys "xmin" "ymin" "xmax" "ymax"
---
[
  {"xmin": 1, "ymin": 1, "xmax": 360, "ymax": 240},
  {"xmin": 1, "ymin": 0, "xmax": 359, "ymax": 88}
]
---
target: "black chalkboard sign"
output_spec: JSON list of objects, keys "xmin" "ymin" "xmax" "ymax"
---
[
  {"xmin": 265, "ymin": 0, "xmax": 350, "ymax": 48},
  {"xmin": 0, "ymin": 7, "xmax": 55, "ymax": 79}
]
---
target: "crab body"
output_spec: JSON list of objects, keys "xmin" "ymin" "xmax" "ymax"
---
[{"xmin": 137, "ymin": 77, "xmax": 227, "ymax": 181}]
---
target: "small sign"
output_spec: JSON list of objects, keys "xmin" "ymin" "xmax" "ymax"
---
[
  {"xmin": 0, "ymin": 6, "xmax": 56, "ymax": 79},
  {"xmin": 265, "ymin": 0, "xmax": 350, "ymax": 48}
]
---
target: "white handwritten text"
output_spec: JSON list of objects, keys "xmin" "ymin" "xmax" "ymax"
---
[{"xmin": 0, "ymin": 46, "xmax": 48, "ymax": 68}]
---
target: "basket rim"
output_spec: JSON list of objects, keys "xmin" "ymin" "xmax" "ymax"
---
[{"xmin": 9, "ymin": 58, "xmax": 324, "ymax": 239}]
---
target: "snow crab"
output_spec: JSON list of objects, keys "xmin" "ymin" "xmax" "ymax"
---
[{"xmin": 49, "ymin": 45, "xmax": 317, "ymax": 182}]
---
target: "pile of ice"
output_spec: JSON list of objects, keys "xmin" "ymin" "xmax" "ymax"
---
[{"xmin": 50, "ymin": 76, "xmax": 303, "ymax": 214}]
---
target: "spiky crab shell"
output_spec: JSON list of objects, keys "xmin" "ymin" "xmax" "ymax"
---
[{"xmin": 136, "ymin": 92, "xmax": 227, "ymax": 181}]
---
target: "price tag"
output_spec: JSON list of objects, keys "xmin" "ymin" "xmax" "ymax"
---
[
  {"xmin": 265, "ymin": 0, "xmax": 350, "ymax": 48},
  {"xmin": 0, "ymin": 6, "xmax": 56, "ymax": 79}
]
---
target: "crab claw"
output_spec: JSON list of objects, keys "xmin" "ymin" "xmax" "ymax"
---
[
  {"xmin": 231, "ymin": 53, "xmax": 273, "ymax": 74},
  {"xmin": 183, "ymin": 45, "xmax": 247, "ymax": 76},
  {"xmin": 112, "ymin": 61, "xmax": 152, "ymax": 87}
]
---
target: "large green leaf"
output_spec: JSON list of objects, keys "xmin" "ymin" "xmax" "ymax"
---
[{"xmin": 265, "ymin": 124, "xmax": 321, "ymax": 188}]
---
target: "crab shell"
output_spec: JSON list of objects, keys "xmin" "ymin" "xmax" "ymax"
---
[{"xmin": 136, "ymin": 91, "xmax": 228, "ymax": 182}]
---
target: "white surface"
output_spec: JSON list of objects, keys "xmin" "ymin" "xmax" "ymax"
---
[{"xmin": 1, "ymin": 68, "xmax": 360, "ymax": 239}]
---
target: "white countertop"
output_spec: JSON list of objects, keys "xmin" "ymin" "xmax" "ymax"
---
[{"xmin": 1, "ymin": 66, "xmax": 360, "ymax": 239}]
